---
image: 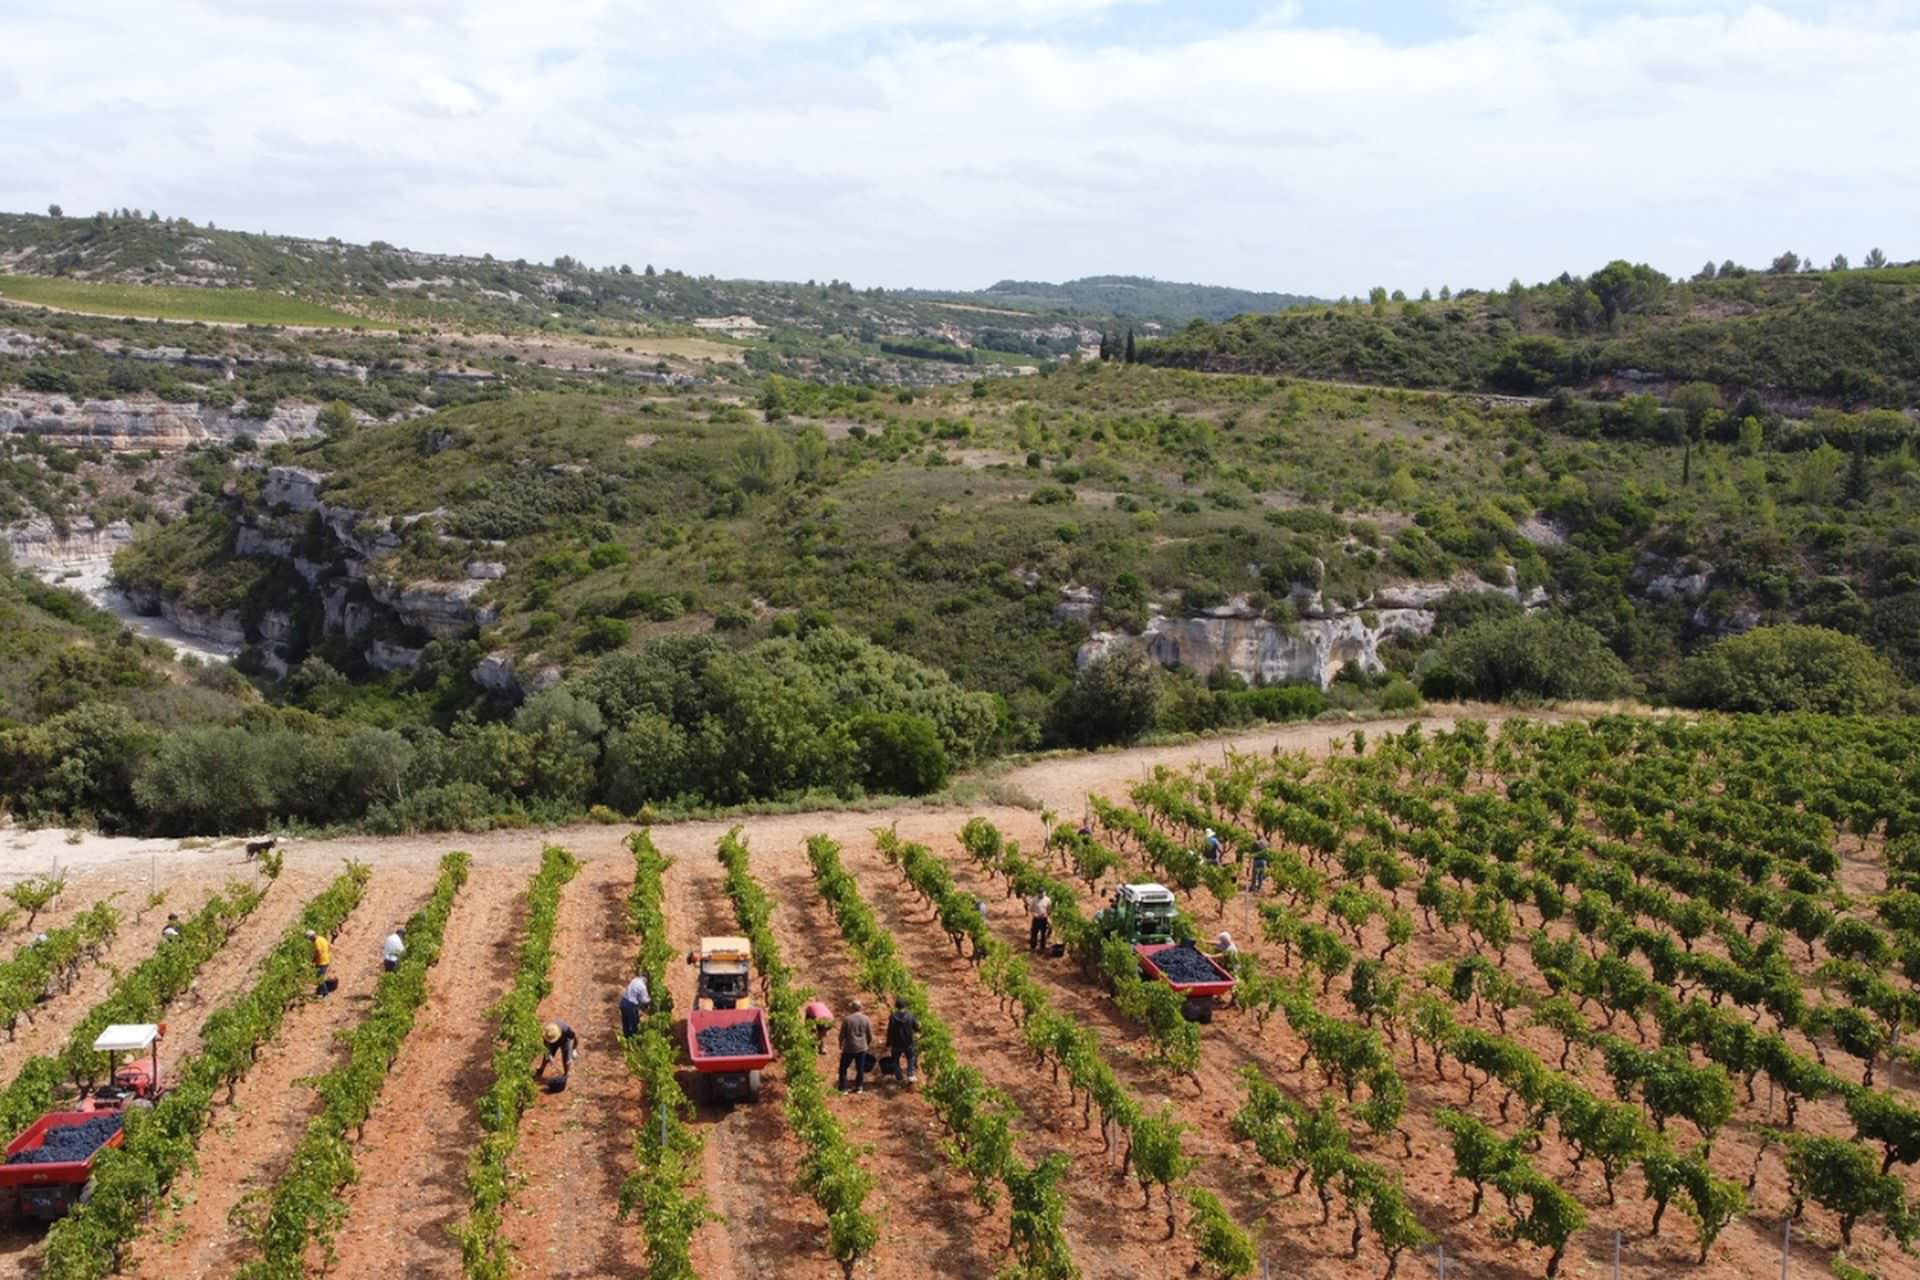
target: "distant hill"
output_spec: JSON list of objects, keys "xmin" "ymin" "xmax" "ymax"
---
[
  {"xmin": 905, "ymin": 275, "xmax": 1319, "ymax": 325},
  {"xmin": 0, "ymin": 211, "xmax": 1100, "ymax": 372},
  {"xmin": 1139, "ymin": 262, "xmax": 1920, "ymax": 408}
]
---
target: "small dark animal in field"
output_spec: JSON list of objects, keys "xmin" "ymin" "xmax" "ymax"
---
[{"xmin": 245, "ymin": 836, "xmax": 279, "ymax": 860}]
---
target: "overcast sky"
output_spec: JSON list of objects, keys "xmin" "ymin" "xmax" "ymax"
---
[{"xmin": 0, "ymin": 1, "xmax": 1915, "ymax": 296}]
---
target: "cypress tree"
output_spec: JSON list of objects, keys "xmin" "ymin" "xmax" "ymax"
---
[{"xmin": 1124, "ymin": 329, "xmax": 1136, "ymax": 363}]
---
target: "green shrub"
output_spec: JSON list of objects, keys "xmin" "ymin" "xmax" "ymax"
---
[
  {"xmin": 1233, "ymin": 683, "xmax": 1325, "ymax": 723},
  {"xmin": 1428, "ymin": 614, "xmax": 1636, "ymax": 703},
  {"xmin": 579, "ymin": 616, "xmax": 631, "ymax": 653},
  {"xmin": 1672, "ymin": 624, "xmax": 1906, "ymax": 714},
  {"xmin": 848, "ymin": 711, "xmax": 949, "ymax": 795},
  {"xmin": 363, "ymin": 782, "xmax": 503, "ymax": 834},
  {"xmin": 1378, "ymin": 675, "xmax": 1424, "ymax": 712},
  {"xmin": 1049, "ymin": 650, "xmax": 1160, "ymax": 747}
]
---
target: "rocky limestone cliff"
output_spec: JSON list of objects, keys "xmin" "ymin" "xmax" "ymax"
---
[
  {"xmin": 122, "ymin": 585, "xmax": 249, "ymax": 648},
  {"xmin": 0, "ymin": 393, "xmax": 329, "ymax": 450},
  {"xmin": 130, "ymin": 463, "xmax": 505, "ymax": 677},
  {"xmin": 6, "ymin": 517, "xmax": 135, "ymax": 568},
  {"xmin": 1079, "ymin": 613, "xmax": 1421, "ymax": 689},
  {"xmin": 1076, "ymin": 573, "xmax": 1545, "ymax": 689}
]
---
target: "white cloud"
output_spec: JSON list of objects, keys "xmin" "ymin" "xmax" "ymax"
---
[{"xmin": 0, "ymin": 1, "xmax": 1914, "ymax": 293}]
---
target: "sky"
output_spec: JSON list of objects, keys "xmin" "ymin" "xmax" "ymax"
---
[{"xmin": 0, "ymin": 1, "xmax": 1915, "ymax": 296}]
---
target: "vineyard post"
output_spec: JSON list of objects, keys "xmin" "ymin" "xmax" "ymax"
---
[
  {"xmin": 1612, "ymin": 1228, "xmax": 1620, "ymax": 1279},
  {"xmin": 1433, "ymin": 1244, "xmax": 1446, "ymax": 1279},
  {"xmin": 1766, "ymin": 1078, "xmax": 1774, "ymax": 1121},
  {"xmin": 1778, "ymin": 1215, "xmax": 1790, "ymax": 1280}
]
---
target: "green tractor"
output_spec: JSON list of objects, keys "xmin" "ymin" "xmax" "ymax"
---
[
  {"xmin": 1092, "ymin": 882, "xmax": 1234, "ymax": 1022},
  {"xmin": 1091, "ymin": 882, "xmax": 1180, "ymax": 945}
]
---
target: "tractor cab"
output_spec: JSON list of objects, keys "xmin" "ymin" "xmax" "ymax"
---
[
  {"xmin": 1095, "ymin": 883, "xmax": 1179, "ymax": 946},
  {"xmin": 691, "ymin": 936, "xmax": 753, "ymax": 1010}
]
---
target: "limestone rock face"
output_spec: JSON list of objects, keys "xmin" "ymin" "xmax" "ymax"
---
[
  {"xmin": 1071, "ymin": 573, "xmax": 1548, "ymax": 688},
  {"xmin": 1054, "ymin": 584, "xmax": 1101, "ymax": 624},
  {"xmin": 262, "ymin": 466, "xmax": 327, "ymax": 513},
  {"xmin": 1080, "ymin": 612, "xmax": 1425, "ymax": 689},
  {"xmin": 473, "ymin": 651, "xmax": 519, "ymax": 694},
  {"xmin": 367, "ymin": 639, "xmax": 425, "ymax": 672},
  {"xmin": 369, "ymin": 578, "xmax": 498, "ymax": 637},
  {"xmin": 0, "ymin": 393, "xmax": 328, "ymax": 450},
  {"xmin": 124, "ymin": 586, "xmax": 249, "ymax": 648},
  {"xmin": 6, "ymin": 517, "xmax": 136, "ymax": 568}
]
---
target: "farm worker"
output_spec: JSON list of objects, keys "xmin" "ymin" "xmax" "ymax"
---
[
  {"xmin": 1248, "ymin": 841, "xmax": 1270, "ymax": 893},
  {"xmin": 307, "ymin": 930, "xmax": 332, "ymax": 997},
  {"xmin": 973, "ymin": 897, "xmax": 990, "ymax": 923},
  {"xmin": 1026, "ymin": 890, "xmax": 1053, "ymax": 953},
  {"xmin": 803, "ymin": 999, "xmax": 834, "ymax": 1055},
  {"xmin": 161, "ymin": 914, "xmax": 182, "ymax": 941},
  {"xmin": 539, "ymin": 1021, "xmax": 578, "ymax": 1077},
  {"xmin": 883, "ymin": 997, "xmax": 919, "ymax": 1084},
  {"xmin": 1209, "ymin": 931, "xmax": 1240, "ymax": 972},
  {"xmin": 1203, "ymin": 829, "xmax": 1223, "ymax": 865},
  {"xmin": 837, "ymin": 999, "xmax": 874, "ymax": 1094},
  {"xmin": 619, "ymin": 974, "xmax": 651, "ymax": 1037},
  {"xmin": 382, "ymin": 928, "xmax": 405, "ymax": 973}
]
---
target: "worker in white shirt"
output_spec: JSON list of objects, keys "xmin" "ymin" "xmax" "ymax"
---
[
  {"xmin": 619, "ymin": 973, "xmax": 652, "ymax": 1037},
  {"xmin": 382, "ymin": 928, "xmax": 406, "ymax": 973},
  {"xmin": 1026, "ymin": 890, "xmax": 1053, "ymax": 952}
]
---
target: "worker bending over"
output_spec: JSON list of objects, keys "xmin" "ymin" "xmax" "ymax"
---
[
  {"xmin": 382, "ymin": 927, "xmax": 406, "ymax": 973},
  {"xmin": 803, "ymin": 999, "xmax": 834, "ymax": 1055},
  {"xmin": 539, "ymin": 1021, "xmax": 578, "ymax": 1079}
]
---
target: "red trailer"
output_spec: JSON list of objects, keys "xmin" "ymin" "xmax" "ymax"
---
[
  {"xmin": 1136, "ymin": 942, "xmax": 1237, "ymax": 1023},
  {"xmin": 0, "ymin": 1111, "xmax": 126, "ymax": 1222},
  {"xmin": 685, "ymin": 1006, "xmax": 774, "ymax": 1104}
]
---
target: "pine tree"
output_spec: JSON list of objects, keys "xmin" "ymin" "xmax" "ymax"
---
[{"xmin": 1847, "ymin": 431, "xmax": 1870, "ymax": 505}]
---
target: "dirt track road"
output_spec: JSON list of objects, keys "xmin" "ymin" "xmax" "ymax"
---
[{"xmin": 13, "ymin": 711, "xmax": 1520, "ymax": 889}]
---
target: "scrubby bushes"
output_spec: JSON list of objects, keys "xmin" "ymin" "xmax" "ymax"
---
[
  {"xmin": 0, "ymin": 625, "xmax": 1000, "ymax": 834},
  {"xmin": 1672, "ymin": 625, "xmax": 1907, "ymax": 714},
  {"xmin": 1049, "ymin": 649, "xmax": 1161, "ymax": 746},
  {"xmin": 1421, "ymin": 614, "xmax": 1637, "ymax": 703}
]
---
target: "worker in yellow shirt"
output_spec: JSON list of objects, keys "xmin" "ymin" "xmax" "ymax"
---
[{"xmin": 306, "ymin": 929, "xmax": 334, "ymax": 998}]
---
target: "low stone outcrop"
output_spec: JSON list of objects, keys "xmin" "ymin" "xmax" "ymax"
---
[
  {"xmin": 0, "ymin": 393, "xmax": 329, "ymax": 450},
  {"xmin": 6, "ymin": 517, "xmax": 135, "ymax": 568},
  {"xmin": 123, "ymin": 585, "xmax": 249, "ymax": 648},
  {"xmin": 262, "ymin": 466, "xmax": 327, "ymax": 512},
  {"xmin": 1079, "ymin": 610, "xmax": 1430, "ymax": 689},
  {"xmin": 368, "ymin": 578, "xmax": 498, "ymax": 637}
]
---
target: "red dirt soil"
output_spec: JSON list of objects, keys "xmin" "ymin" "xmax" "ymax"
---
[
  {"xmin": 323, "ymin": 863, "xmax": 528, "ymax": 1280},
  {"xmin": 0, "ymin": 884, "xmax": 216, "ymax": 1087},
  {"xmin": 0, "ymin": 867, "xmax": 321, "ymax": 1280},
  {"xmin": 2, "ymin": 712, "xmax": 1894, "ymax": 1280},
  {"xmin": 822, "ymin": 832, "xmax": 1191, "ymax": 1280},
  {"xmin": 760, "ymin": 854, "xmax": 1008, "ymax": 1277},
  {"xmin": 663, "ymin": 842, "xmax": 836, "ymax": 1280},
  {"xmin": 896, "ymin": 817, "xmax": 1899, "ymax": 1280},
  {"xmin": 122, "ymin": 867, "xmax": 432, "ymax": 1280},
  {"xmin": 499, "ymin": 856, "xmax": 649, "ymax": 1279}
]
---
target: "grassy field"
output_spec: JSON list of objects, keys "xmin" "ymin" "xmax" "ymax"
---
[{"xmin": 0, "ymin": 273, "xmax": 386, "ymax": 328}]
